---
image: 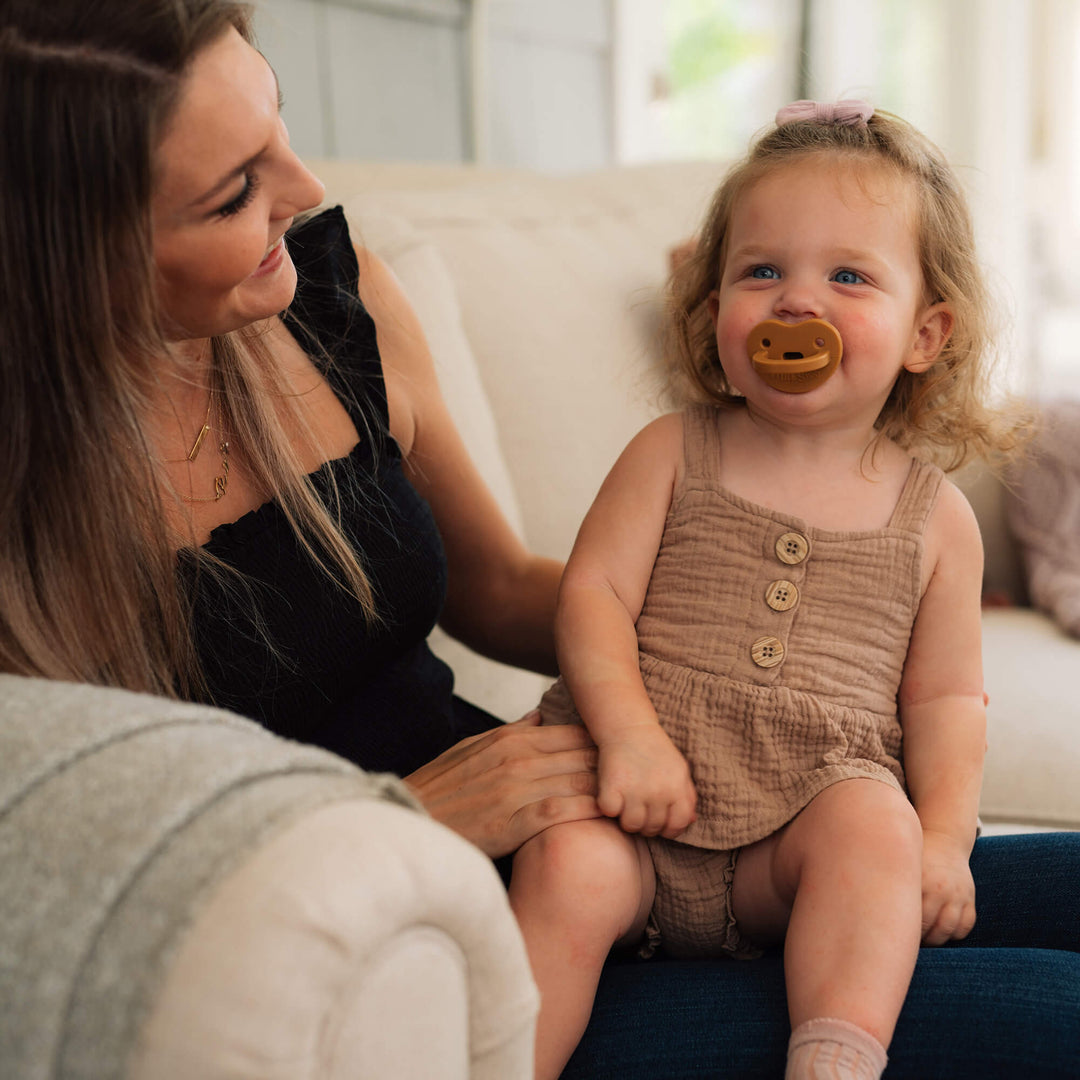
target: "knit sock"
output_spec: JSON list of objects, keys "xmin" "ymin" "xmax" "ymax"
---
[{"xmin": 785, "ymin": 1018, "xmax": 888, "ymax": 1080}]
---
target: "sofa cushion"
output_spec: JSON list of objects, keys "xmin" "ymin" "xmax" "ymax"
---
[
  {"xmin": 980, "ymin": 609, "xmax": 1080, "ymax": 828},
  {"xmin": 335, "ymin": 203, "xmax": 546, "ymax": 718},
  {"xmin": 953, "ymin": 459, "xmax": 1027, "ymax": 603},
  {"xmin": 342, "ymin": 206, "xmax": 525, "ymax": 540}
]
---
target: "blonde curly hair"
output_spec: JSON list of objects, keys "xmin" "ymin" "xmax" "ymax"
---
[{"xmin": 667, "ymin": 108, "xmax": 1025, "ymax": 471}]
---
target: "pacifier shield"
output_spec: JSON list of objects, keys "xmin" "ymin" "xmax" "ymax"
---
[{"xmin": 746, "ymin": 319, "xmax": 842, "ymax": 393}]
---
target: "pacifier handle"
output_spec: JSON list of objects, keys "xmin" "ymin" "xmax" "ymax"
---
[
  {"xmin": 751, "ymin": 350, "xmax": 831, "ymax": 375},
  {"xmin": 746, "ymin": 319, "xmax": 843, "ymax": 394}
]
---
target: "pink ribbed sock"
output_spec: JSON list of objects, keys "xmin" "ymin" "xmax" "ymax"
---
[{"xmin": 785, "ymin": 1018, "xmax": 888, "ymax": 1080}]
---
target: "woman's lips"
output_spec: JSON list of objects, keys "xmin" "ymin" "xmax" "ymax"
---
[{"xmin": 249, "ymin": 237, "xmax": 285, "ymax": 278}]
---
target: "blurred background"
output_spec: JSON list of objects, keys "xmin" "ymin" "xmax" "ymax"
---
[{"xmin": 256, "ymin": 0, "xmax": 1080, "ymax": 400}]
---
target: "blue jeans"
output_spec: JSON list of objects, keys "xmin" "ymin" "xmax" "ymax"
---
[{"xmin": 562, "ymin": 833, "xmax": 1080, "ymax": 1079}]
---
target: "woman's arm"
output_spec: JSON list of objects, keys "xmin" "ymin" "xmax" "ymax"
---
[
  {"xmin": 354, "ymin": 245, "xmax": 562, "ymax": 676},
  {"xmin": 900, "ymin": 480, "xmax": 987, "ymax": 945},
  {"xmin": 352, "ymin": 246, "xmax": 604, "ymax": 853},
  {"xmin": 556, "ymin": 413, "xmax": 696, "ymax": 837}
]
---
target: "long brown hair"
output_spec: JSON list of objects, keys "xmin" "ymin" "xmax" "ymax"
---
[
  {"xmin": 0, "ymin": 0, "xmax": 374, "ymax": 697},
  {"xmin": 667, "ymin": 109, "xmax": 1024, "ymax": 470}
]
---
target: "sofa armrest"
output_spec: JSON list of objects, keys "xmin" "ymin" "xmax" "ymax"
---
[
  {"xmin": 0, "ymin": 676, "xmax": 537, "ymax": 1080},
  {"xmin": 129, "ymin": 798, "xmax": 538, "ymax": 1080}
]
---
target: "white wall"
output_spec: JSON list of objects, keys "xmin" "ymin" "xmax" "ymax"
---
[
  {"xmin": 482, "ymin": 0, "xmax": 613, "ymax": 171},
  {"xmin": 253, "ymin": 0, "xmax": 615, "ymax": 171},
  {"xmin": 255, "ymin": 0, "xmax": 472, "ymax": 162}
]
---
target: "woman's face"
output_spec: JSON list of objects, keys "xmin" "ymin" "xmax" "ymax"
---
[{"xmin": 151, "ymin": 27, "xmax": 325, "ymax": 340}]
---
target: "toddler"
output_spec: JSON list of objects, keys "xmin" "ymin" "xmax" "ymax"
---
[{"xmin": 510, "ymin": 101, "xmax": 1018, "ymax": 1080}]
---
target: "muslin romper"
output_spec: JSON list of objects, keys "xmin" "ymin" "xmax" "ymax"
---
[{"xmin": 540, "ymin": 404, "xmax": 944, "ymax": 959}]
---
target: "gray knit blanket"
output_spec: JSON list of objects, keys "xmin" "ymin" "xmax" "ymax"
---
[{"xmin": 0, "ymin": 675, "xmax": 419, "ymax": 1080}]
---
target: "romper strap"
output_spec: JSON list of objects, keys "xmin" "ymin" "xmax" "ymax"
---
[
  {"xmin": 888, "ymin": 458, "xmax": 945, "ymax": 533},
  {"xmin": 681, "ymin": 404, "xmax": 724, "ymax": 485}
]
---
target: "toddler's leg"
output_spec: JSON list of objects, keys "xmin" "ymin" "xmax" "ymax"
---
[
  {"xmin": 510, "ymin": 817, "xmax": 654, "ymax": 1080},
  {"xmin": 732, "ymin": 779, "xmax": 923, "ymax": 1079}
]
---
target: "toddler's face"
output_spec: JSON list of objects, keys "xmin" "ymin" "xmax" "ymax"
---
[{"xmin": 708, "ymin": 157, "xmax": 947, "ymax": 427}]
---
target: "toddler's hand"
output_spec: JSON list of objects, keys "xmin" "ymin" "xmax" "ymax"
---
[
  {"xmin": 920, "ymin": 828, "xmax": 976, "ymax": 945},
  {"xmin": 597, "ymin": 724, "xmax": 697, "ymax": 839}
]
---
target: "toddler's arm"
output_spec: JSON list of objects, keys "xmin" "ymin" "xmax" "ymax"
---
[
  {"xmin": 556, "ymin": 413, "xmax": 697, "ymax": 839},
  {"xmin": 900, "ymin": 480, "xmax": 987, "ymax": 946}
]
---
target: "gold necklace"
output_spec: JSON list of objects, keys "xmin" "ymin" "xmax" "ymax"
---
[
  {"xmin": 176, "ymin": 390, "xmax": 230, "ymax": 503},
  {"xmin": 183, "ymin": 391, "xmax": 213, "ymax": 462}
]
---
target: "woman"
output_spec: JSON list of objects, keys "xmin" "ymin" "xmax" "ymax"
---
[{"xmin": 1, "ymin": 3, "xmax": 1076, "ymax": 1076}]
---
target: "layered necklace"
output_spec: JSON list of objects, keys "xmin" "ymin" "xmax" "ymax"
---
[{"xmin": 177, "ymin": 389, "xmax": 230, "ymax": 503}]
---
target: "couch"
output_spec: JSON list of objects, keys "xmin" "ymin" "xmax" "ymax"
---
[
  {"xmin": 3, "ymin": 159, "xmax": 1077, "ymax": 1080},
  {"xmin": 312, "ymin": 158, "xmax": 1080, "ymax": 834}
]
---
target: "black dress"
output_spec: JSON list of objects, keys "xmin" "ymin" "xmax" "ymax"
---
[{"xmin": 179, "ymin": 207, "xmax": 496, "ymax": 776}]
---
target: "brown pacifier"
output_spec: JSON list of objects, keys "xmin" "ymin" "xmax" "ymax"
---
[{"xmin": 746, "ymin": 319, "xmax": 842, "ymax": 394}]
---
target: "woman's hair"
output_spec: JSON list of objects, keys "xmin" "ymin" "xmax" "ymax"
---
[
  {"xmin": 667, "ymin": 108, "xmax": 1023, "ymax": 470},
  {"xmin": 0, "ymin": 0, "xmax": 374, "ymax": 697}
]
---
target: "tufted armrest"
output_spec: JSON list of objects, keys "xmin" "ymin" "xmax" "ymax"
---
[
  {"xmin": 129, "ymin": 796, "xmax": 537, "ymax": 1080},
  {"xmin": 0, "ymin": 676, "xmax": 537, "ymax": 1080}
]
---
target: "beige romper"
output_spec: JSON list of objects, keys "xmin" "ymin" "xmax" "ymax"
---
[{"xmin": 541, "ymin": 405, "xmax": 944, "ymax": 958}]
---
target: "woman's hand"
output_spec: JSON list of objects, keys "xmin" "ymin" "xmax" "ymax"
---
[{"xmin": 403, "ymin": 711, "xmax": 602, "ymax": 858}]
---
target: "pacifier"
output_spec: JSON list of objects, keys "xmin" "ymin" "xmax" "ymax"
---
[{"xmin": 746, "ymin": 319, "xmax": 842, "ymax": 393}]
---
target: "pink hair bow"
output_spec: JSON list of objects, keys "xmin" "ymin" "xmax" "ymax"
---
[{"xmin": 775, "ymin": 99, "xmax": 874, "ymax": 127}]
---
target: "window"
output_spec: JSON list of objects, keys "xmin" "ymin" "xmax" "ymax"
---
[{"xmin": 614, "ymin": 0, "xmax": 802, "ymax": 165}]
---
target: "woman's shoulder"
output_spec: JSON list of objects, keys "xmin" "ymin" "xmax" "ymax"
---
[
  {"xmin": 287, "ymin": 205, "xmax": 359, "ymax": 293},
  {"xmin": 282, "ymin": 208, "xmax": 390, "ymax": 437},
  {"xmin": 284, "ymin": 207, "xmax": 377, "ymax": 358}
]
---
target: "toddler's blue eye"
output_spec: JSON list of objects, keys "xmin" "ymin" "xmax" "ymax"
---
[
  {"xmin": 750, "ymin": 266, "xmax": 779, "ymax": 279},
  {"xmin": 833, "ymin": 269, "xmax": 864, "ymax": 285}
]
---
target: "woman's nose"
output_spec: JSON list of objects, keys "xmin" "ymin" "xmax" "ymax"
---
[{"xmin": 275, "ymin": 152, "xmax": 326, "ymax": 219}]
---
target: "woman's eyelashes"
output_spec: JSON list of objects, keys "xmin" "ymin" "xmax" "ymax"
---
[{"xmin": 216, "ymin": 171, "xmax": 260, "ymax": 218}]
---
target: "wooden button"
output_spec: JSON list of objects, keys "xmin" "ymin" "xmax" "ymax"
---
[
  {"xmin": 775, "ymin": 531, "xmax": 810, "ymax": 565},
  {"xmin": 765, "ymin": 579, "xmax": 799, "ymax": 612},
  {"xmin": 751, "ymin": 636, "xmax": 785, "ymax": 668}
]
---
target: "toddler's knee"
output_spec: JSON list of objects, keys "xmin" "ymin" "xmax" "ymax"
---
[
  {"xmin": 811, "ymin": 781, "xmax": 922, "ymax": 868},
  {"xmin": 513, "ymin": 819, "xmax": 644, "ymax": 919},
  {"xmin": 854, "ymin": 791, "xmax": 922, "ymax": 872}
]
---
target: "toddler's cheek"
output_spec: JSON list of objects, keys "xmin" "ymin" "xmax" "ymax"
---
[{"xmin": 715, "ymin": 321, "xmax": 751, "ymax": 363}]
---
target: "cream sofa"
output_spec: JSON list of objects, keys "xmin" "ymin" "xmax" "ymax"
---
[
  {"xmin": 4, "ymin": 159, "xmax": 1078, "ymax": 1080},
  {"xmin": 314, "ymin": 158, "xmax": 1080, "ymax": 835}
]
